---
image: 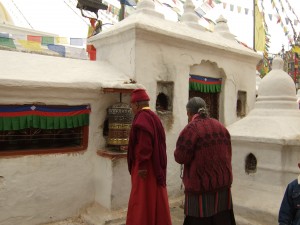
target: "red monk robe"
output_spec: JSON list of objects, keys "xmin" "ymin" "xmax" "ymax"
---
[{"xmin": 126, "ymin": 108, "xmax": 172, "ymax": 225}]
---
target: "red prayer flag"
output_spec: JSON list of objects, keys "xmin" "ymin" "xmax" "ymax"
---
[{"xmin": 27, "ymin": 35, "xmax": 42, "ymax": 43}]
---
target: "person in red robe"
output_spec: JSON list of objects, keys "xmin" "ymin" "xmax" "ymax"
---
[{"xmin": 126, "ymin": 88, "xmax": 172, "ymax": 225}]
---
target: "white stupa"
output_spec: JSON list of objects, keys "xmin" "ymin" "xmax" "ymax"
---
[
  {"xmin": 0, "ymin": 2, "xmax": 13, "ymax": 25},
  {"xmin": 0, "ymin": 2, "xmax": 56, "ymax": 36},
  {"xmin": 229, "ymin": 56, "xmax": 299, "ymax": 141},
  {"xmin": 228, "ymin": 56, "xmax": 300, "ymax": 225}
]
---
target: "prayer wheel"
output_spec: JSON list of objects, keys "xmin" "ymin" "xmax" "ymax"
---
[{"xmin": 107, "ymin": 102, "xmax": 133, "ymax": 150}]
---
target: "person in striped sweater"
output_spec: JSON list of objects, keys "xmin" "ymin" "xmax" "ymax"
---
[{"xmin": 174, "ymin": 97, "xmax": 236, "ymax": 225}]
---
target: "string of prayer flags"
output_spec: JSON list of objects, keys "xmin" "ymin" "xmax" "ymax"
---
[{"xmin": 0, "ymin": 32, "xmax": 88, "ymax": 60}]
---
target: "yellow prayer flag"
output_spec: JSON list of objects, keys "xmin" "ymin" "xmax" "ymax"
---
[
  {"xmin": 18, "ymin": 40, "xmax": 42, "ymax": 51},
  {"xmin": 292, "ymin": 46, "xmax": 300, "ymax": 54},
  {"xmin": 55, "ymin": 37, "xmax": 69, "ymax": 45},
  {"xmin": 237, "ymin": 6, "xmax": 241, "ymax": 13},
  {"xmin": 254, "ymin": 0, "xmax": 266, "ymax": 52}
]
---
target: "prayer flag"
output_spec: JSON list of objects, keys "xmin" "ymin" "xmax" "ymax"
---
[
  {"xmin": 42, "ymin": 36, "xmax": 55, "ymax": 45},
  {"xmin": 27, "ymin": 35, "xmax": 42, "ymax": 43},
  {"xmin": 0, "ymin": 33, "xmax": 9, "ymax": 38},
  {"xmin": 237, "ymin": 6, "xmax": 241, "ymax": 13},
  {"xmin": 223, "ymin": 2, "xmax": 227, "ymax": 9},
  {"xmin": 70, "ymin": 38, "xmax": 84, "ymax": 46},
  {"xmin": 47, "ymin": 44, "xmax": 66, "ymax": 57},
  {"xmin": 0, "ymin": 37, "xmax": 16, "ymax": 49},
  {"xmin": 18, "ymin": 40, "xmax": 43, "ymax": 51},
  {"xmin": 268, "ymin": 14, "xmax": 272, "ymax": 21},
  {"xmin": 254, "ymin": 0, "xmax": 265, "ymax": 52},
  {"xmin": 285, "ymin": 18, "xmax": 289, "ymax": 25},
  {"xmin": 55, "ymin": 37, "xmax": 69, "ymax": 45},
  {"xmin": 292, "ymin": 46, "xmax": 300, "ymax": 54},
  {"xmin": 195, "ymin": 7, "xmax": 206, "ymax": 17},
  {"xmin": 125, "ymin": 0, "xmax": 136, "ymax": 6}
]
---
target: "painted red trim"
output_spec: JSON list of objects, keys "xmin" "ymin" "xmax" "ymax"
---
[{"xmin": 189, "ymin": 78, "xmax": 221, "ymax": 85}]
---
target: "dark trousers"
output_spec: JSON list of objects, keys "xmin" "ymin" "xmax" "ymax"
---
[{"xmin": 183, "ymin": 209, "xmax": 236, "ymax": 225}]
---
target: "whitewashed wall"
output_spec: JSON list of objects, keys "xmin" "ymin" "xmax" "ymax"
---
[
  {"xmin": 0, "ymin": 87, "xmax": 99, "ymax": 225},
  {"xmin": 91, "ymin": 18, "xmax": 260, "ymax": 196},
  {"xmin": 0, "ymin": 76, "xmax": 133, "ymax": 224}
]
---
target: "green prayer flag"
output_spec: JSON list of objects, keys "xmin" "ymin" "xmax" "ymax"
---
[
  {"xmin": 42, "ymin": 36, "xmax": 55, "ymax": 45},
  {"xmin": 0, "ymin": 37, "xmax": 16, "ymax": 49}
]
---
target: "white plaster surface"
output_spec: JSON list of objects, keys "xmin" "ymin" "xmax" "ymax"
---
[{"xmin": 0, "ymin": 49, "xmax": 143, "ymax": 91}]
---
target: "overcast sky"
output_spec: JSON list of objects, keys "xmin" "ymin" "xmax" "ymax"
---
[{"xmin": 1, "ymin": 0, "xmax": 300, "ymax": 54}]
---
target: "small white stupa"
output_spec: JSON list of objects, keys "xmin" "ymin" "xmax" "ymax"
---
[{"xmin": 228, "ymin": 56, "xmax": 300, "ymax": 225}]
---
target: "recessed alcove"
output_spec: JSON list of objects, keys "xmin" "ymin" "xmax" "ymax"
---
[
  {"xmin": 156, "ymin": 82, "xmax": 174, "ymax": 130},
  {"xmin": 156, "ymin": 92, "xmax": 169, "ymax": 111},
  {"xmin": 237, "ymin": 90, "xmax": 247, "ymax": 118},
  {"xmin": 245, "ymin": 153, "xmax": 257, "ymax": 174},
  {"xmin": 101, "ymin": 88, "xmax": 134, "ymax": 152}
]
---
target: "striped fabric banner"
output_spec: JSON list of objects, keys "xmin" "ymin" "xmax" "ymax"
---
[
  {"xmin": 189, "ymin": 74, "xmax": 222, "ymax": 93},
  {"xmin": 0, "ymin": 105, "xmax": 91, "ymax": 131}
]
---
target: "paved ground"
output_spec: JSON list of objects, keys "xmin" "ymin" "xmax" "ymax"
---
[
  {"xmin": 42, "ymin": 198, "xmax": 185, "ymax": 225},
  {"xmin": 170, "ymin": 203, "xmax": 185, "ymax": 225}
]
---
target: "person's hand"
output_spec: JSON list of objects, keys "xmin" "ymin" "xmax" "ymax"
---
[{"xmin": 138, "ymin": 170, "xmax": 147, "ymax": 179}]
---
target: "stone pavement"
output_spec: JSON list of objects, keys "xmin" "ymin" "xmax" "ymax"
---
[
  {"xmin": 170, "ymin": 201, "xmax": 185, "ymax": 225},
  {"xmin": 41, "ymin": 196, "xmax": 269, "ymax": 225},
  {"xmin": 42, "ymin": 194, "xmax": 270, "ymax": 225},
  {"xmin": 43, "ymin": 196, "xmax": 185, "ymax": 225}
]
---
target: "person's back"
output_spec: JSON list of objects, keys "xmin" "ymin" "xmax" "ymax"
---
[
  {"xmin": 126, "ymin": 88, "xmax": 171, "ymax": 225},
  {"xmin": 182, "ymin": 116, "xmax": 233, "ymax": 193},
  {"xmin": 174, "ymin": 97, "xmax": 236, "ymax": 225}
]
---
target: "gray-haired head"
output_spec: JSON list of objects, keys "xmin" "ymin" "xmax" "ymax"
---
[{"xmin": 186, "ymin": 97, "xmax": 208, "ymax": 118}]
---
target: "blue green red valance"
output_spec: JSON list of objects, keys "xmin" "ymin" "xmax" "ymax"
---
[
  {"xmin": 0, "ymin": 105, "xmax": 91, "ymax": 131},
  {"xmin": 189, "ymin": 75, "xmax": 222, "ymax": 93}
]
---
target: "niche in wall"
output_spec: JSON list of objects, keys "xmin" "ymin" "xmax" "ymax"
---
[
  {"xmin": 156, "ymin": 81, "xmax": 173, "ymax": 112},
  {"xmin": 156, "ymin": 81, "xmax": 174, "ymax": 130},
  {"xmin": 101, "ymin": 88, "xmax": 134, "ymax": 152},
  {"xmin": 245, "ymin": 153, "xmax": 257, "ymax": 174},
  {"xmin": 236, "ymin": 90, "xmax": 247, "ymax": 118}
]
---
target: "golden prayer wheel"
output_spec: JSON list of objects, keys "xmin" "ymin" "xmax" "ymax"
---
[{"xmin": 107, "ymin": 102, "xmax": 133, "ymax": 150}]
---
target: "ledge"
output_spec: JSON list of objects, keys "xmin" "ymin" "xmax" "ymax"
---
[
  {"xmin": 102, "ymin": 88, "xmax": 135, "ymax": 94},
  {"xmin": 97, "ymin": 149, "xmax": 127, "ymax": 160}
]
